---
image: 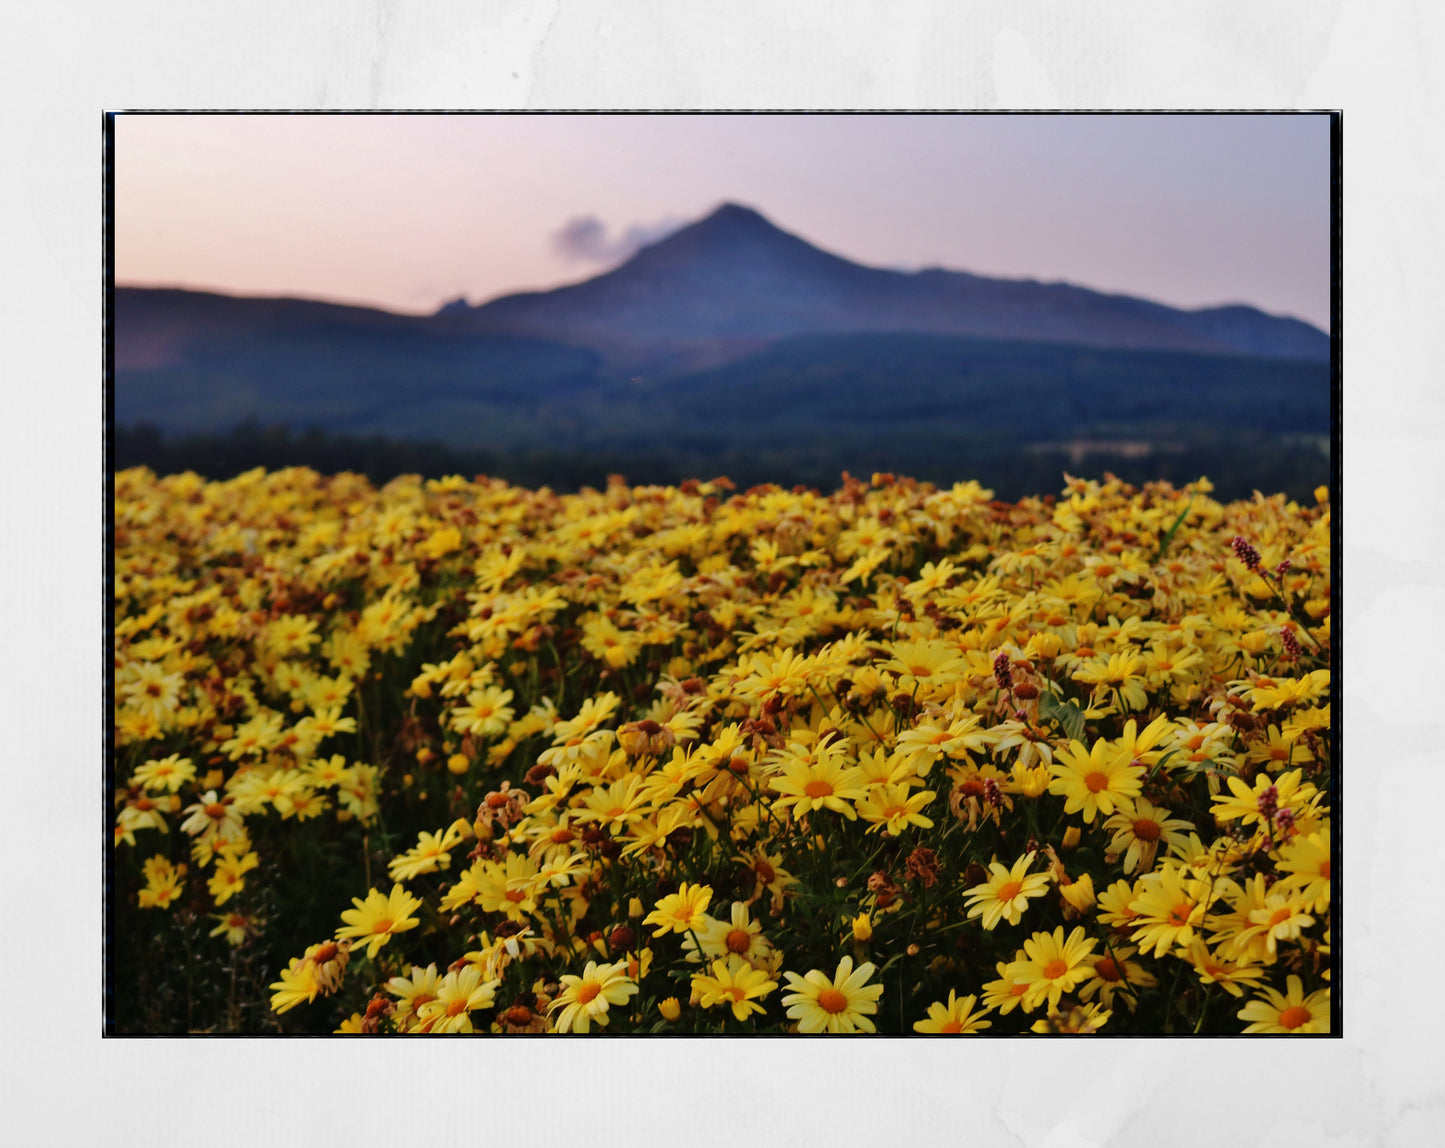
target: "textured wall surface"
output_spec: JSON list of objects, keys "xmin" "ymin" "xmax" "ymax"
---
[{"xmin": 5, "ymin": 2, "xmax": 1441, "ymax": 1145}]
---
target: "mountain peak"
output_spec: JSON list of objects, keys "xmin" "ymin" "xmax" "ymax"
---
[
  {"xmin": 619, "ymin": 200, "xmax": 844, "ymax": 277},
  {"xmin": 704, "ymin": 201, "xmax": 771, "ymax": 225}
]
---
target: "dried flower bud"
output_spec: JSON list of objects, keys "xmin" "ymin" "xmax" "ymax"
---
[
  {"xmin": 608, "ymin": 924, "xmax": 637, "ymax": 953},
  {"xmin": 1281, "ymin": 628, "xmax": 1302, "ymax": 660},
  {"xmin": 364, "ymin": 992, "xmax": 393, "ymax": 1020},
  {"xmin": 904, "ymin": 846, "xmax": 940, "ymax": 888},
  {"xmin": 993, "ymin": 651, "xmax": 1014, "ymax": 692},
  {"xmin": 500, "ymin": 1004, "xmax": 534, "ymax": 1027}
]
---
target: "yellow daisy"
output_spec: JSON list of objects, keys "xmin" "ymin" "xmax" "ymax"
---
[
  {"xmin": 1237, "ymin": 975, "xmax": 1330, "ymax": 1033},
  {"xmin": 913, "ymin": 990, "xmax": 992, "ymax": 1034},
  {"xmin": 415, "ymin": 967, "xmax": 500, "ymax": 1034},
  {"xmin": 335, "ymin": 883, "xmax": 422, "ymax": 958},
  {"xmin": 1047, "ymin": 738, "xmax": 1144, "ymax": 824},
  {"xmin": 781, "ymin": 956, "xmax": 885, "ymax": 1034},
  {"xmin": 1127, "ymin": 863, "xmax": 1210, "ymax": 958},
  {"xmin": 548, "ymin": 960, "xmax": 638, "ymax": 1033},
  {"xmin": 1012, "ymin": 926, "xmax": 1098, "ymax": 1012},
  {"xmin": 691, "ymin": 954, "xmax": 779, "ymax": 1022},
  {"xmin": 643, "ymin": 882, "xmax": 714, "ymax": 938},
  {"xmin": 962, "ymin": 851, "xmax": 1052, "ymax": 931},
  {"xmin": 1103, "ymin": 798, "xmax": 1195, "ymax": 875}
]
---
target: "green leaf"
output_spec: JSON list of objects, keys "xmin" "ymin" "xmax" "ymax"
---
[
  {"xmin": 1155, "ymin": 492, "xmax": 1196, "ymax": 561},
  {"xmin": 1040, "ymin": 691, "xmax": 1086, "ymax": 743}
]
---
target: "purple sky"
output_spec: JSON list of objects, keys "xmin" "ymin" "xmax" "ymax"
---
[{"xmin": 115, "ymin": 113, "xmax": 1332, "ymax": 330}]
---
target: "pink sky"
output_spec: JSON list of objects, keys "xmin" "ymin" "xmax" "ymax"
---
[{"xmin": 115, "ymin": 112, "xmax": 1331, "ymax": 329}]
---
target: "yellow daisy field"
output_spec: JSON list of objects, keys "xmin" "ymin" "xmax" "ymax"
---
[{"xmin": 110, "ymin": 467, "xmax": 1332, "ymax": 1034}]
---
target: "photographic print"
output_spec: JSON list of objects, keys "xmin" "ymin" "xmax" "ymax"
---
[{"xmin": 107, "ymin": 111, "xmax": 1335, "ymax": 1035}]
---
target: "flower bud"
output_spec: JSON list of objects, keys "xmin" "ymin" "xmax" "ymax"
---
[
  {"xmin": 1060, "ymin": 872, "xmax": 1096, "ymax": 917},
  {"xmin": 852, "ymin": 913, "xmax": 873, "ymax": 943},
  {"xmin": 658, "ymin": 997, "xmax": 681, "ymax": 1022},
  {"xmin": 1230, "ymin": 535, "xmax": 1263, "ymax": 572},
  {"xmin": 608, "ymin": 924, "xmax": 637, "ymax": 953}
]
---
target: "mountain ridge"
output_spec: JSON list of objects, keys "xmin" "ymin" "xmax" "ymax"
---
[{"xmin": 446, "ymin": 201, "xmax": 1328, "ymax": 368}]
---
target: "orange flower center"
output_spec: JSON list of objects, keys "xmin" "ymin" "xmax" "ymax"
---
[
  {"xmin": 1084, "ymin": 772, "xmax": 1109, "ymax": 793},
  {"xmin": 1319, "ymin": 861, "xmax": 1331, "ymax": 880},
  {"xmin": 909, "ymin": 665, "xmax": 933, "ymax": 678},
  {"xmin": 446, "ymin": 999, "xmax": 468, "ymax": 1017},
  {"xmin": 995, "ymin": 881, "xmax": 1022, "ymax": 902},
  {"xmin": 725, "ymin": 928, "xmax": 752, "ymax": 954},
  {"xmin": 205, "ymin": 802, "xmax": 227, "ymax": 819},
  {"xmin": 372, "ymin": 918, "xmax": 393, "ymax": 934},
  {"xmin": 1167, "ymin": 904, "xmax": 1193, "ymax": 927},
  {"xmin": 1041, "ymin": 959, "xmax": 1068, "ymax": 980},
  {"xmin": 551, "ymin": 828, "xmax": 575, "ymax": 844},
  {"xmin": 1095, "ymin": 957, "xmax": 1122, "ymax": 982},
  {"xmin": 1132, "ymin": 818, "xmax": 1160, "ymax": 841},
  {"xmin": 804, "ymin": 780, "xmax": 834, "ymax": 799},
  {"xmin": 1009, "ymin": 982, "xmax": 1028, "ymax": 998},
  {"xmin": 938, "ymin": 1020, "xmax": 964, "ymax": 1033},
  {"xmin": 755, "ymin": 860, "xmax": 775, "ymax": 884},
  {"xmin": 1269, "ymin": 907, "xmax": 1293, "ymax": 927},
  {"xmin": 724, "ymin": 986, "xmax": 747, "ymax": 1002},
  {"xmin": 576, "ymin": 982, "xmax": 601, "ymax": 1005},
  {"xmin": 504, "ymin": 889, "xmax": 525, "ymax": 903},
  {"xmin": 1278, "ymin": 1005, "xmax": 1311, "ymax": 1030},
  {"xmin": 817, "ymin": 987, "xmax": 849, "ymax": 1014}
]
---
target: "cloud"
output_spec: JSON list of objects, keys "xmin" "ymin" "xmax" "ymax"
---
[{"xmin": 551, "ymin": 214, "xmax": 685, "ymax": 266}]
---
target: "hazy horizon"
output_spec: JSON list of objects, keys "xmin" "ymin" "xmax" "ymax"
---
[{"xmin": 115, "ymin": 113, "xmax": 1332, "ymax": 331}]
